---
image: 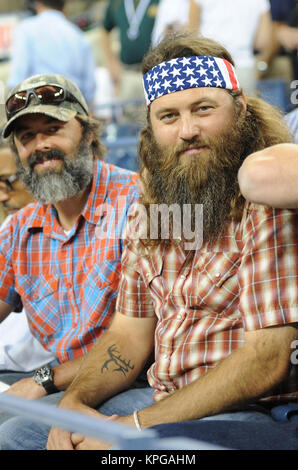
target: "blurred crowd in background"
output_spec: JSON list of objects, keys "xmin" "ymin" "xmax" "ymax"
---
[
  {"xmin": 0, "ymin": 0, "xmax": 297, "ymax": 223},
  {"xmin": 0, "ymin": 1, "xmax": 297, "ymax": 114}
]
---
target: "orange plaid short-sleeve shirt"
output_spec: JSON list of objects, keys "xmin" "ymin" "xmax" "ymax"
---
[
  {"xmin": 0, "ymin": 160, "xmax": 139, "ymax": 363},
  {"xmin": 117, "ymin": 202, "xmax": 298, "ymax": 402}
]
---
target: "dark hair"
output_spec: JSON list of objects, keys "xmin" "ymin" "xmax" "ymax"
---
[
  {"xmin": 76, "ymin": 115, "xmax": 106, "ymax": 160},
  {"xmin": 37, "ymin": 0, "xmax": 65, "ymax": 11}
]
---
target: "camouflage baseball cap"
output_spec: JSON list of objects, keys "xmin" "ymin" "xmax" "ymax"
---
[{"xmin": 2, "ymin": 74, "xmax": 89, "ymax": 138}]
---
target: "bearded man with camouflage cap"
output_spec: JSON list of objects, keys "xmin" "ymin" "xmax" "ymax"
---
[{"xmin": 0, "ymin": 73, "xmax": 139, "ymax": 423}]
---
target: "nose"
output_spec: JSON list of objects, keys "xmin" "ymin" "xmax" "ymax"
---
[
  {"xmin": 178, "ymin": 115, "xmax": 200, "ymax": 142},
  {"xmin": 33, "ymin": 132, "xmax": 52, "ymax": 153}
]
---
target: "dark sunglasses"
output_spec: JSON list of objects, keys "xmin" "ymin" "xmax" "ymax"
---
[
  {"xmin": 5, "ymin": 84, "xmax": 88, "ymax": 119},
  {"xmin": 0, "ymin": 172, "xmax": 20, "ymax": 192}
]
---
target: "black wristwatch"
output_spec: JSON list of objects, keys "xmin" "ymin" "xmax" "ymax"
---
[{"xmin": 34, "ymin": 365, "xmax": 59, "ymax": 395}]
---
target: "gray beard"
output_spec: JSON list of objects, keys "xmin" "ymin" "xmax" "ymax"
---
[{"xmin": 16, "ymin": 138, "xmax": 94, "ymax": 205}]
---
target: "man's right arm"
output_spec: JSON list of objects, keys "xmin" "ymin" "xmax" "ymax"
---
[
  {"xmin": 47, "ymin": 311, "xmax": 157, "ymax": 450},
  {"xmin": 0, "ymin": 299, "xmax": 13, "ymax": 323}
]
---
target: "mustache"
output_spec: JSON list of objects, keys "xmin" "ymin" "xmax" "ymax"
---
[
  {"xmin": 159, "ymin": 137, "xmax": 213, "ymax": 174},
  {"xmin": 28, "ymin": 149, "xmax": 66, "ymax": 170},
  {"xmin": 172, "ymin": 137, "xmax": 211, "ymax": 156}
]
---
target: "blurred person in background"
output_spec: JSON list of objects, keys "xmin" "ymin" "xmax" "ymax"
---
[
  {"xmin": 285, "ymin": 107, "xmax": 298, "ymax": 142},
  {"xmin": 0, "ymin": 137, "xmax": 33, "ymax": 220},
  {"xmin": 188, "ymin": 0, "xmax": 275, "ymax": 95},
  {"xmin": 7, "ymin": 0, "xmax": 96, "ymax": 109},
  {"xmin": 99, "ymin": 0, "xmax": 160, "ymax": 100},
  {"xmin": 270, "ymin": 0, "xmax": 298, "ymax": 81},
  {"xmin": 151, "ymin": 0, "xmax": 190, "ymax": 47},
  {"xmin": 0, "ymin": 135, "xmax": 55, "ymax": 379}
]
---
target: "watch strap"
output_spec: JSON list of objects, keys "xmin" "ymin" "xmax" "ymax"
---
[
  {"xmin": 41, "ymin": 378, "xmax": 60, "ymax": 395},
  {"xmin": 34, "ymin": 365, "xmax": 60, "ymax": 395}
]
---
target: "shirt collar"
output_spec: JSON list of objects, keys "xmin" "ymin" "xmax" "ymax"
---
[{"xmin": 82, "ymin": 159, "xmax": 110, "ymax": 225}]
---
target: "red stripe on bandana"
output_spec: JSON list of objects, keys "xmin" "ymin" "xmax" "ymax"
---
[{"xmin": 223, "ymin": 59, "xmax": 238, "ymax": 90}]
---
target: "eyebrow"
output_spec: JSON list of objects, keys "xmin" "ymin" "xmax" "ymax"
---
[
  {"xmin": 154, "ymin": 97, "xmax": 219, "ymax": 117},
  {"xmin": 14, "ymin": 117, "xmax": 62, "ymax": 136}
]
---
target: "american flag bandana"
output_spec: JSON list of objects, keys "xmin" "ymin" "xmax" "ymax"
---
[{"xmin": 143, "ymin": 56, "xmax": 240, "ymax": 106}]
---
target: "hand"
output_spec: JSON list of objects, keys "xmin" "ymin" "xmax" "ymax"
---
[
  {"xmin": 71, "ymin": 415, "xmax": 132, "ymax": 450},
  {"xmin": 47, "ymin": 402, "xmax": 115, "ymax": 450},
  {"xmin": 277, "ymin": 25, "xmax": 298, "ymax": 50},
  {"xmin": 71, "ymin": 433, "xmax": 112, "ymax": 450},
  {"xmin": 4, "ymin": 377, "xmax": 46, "ymax": 400}
]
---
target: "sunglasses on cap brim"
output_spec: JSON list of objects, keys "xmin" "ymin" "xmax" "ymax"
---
[{"xmin": 5, "ymin": 84, "xmax": 88, "ymax": 119}]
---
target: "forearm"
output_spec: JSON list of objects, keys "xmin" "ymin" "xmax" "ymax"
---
[
  {"xmin": 254, "ymin": 12, "xmax": 278, "ymax": 68},
  {"xmin": 238, "ymin": 144, "xmax": 298, "ymax": 208},
  {"xmin": 52, "ymin": 356, "xmax": 85, "ymax": 391},
  {"xmin": 188, "ymin": 0, "xmax": 200, "ymax": 32},
  {"xmin": 60, "ymin": 316, "xmax": 155, "ymax": 409},
  {"xmin": 100, "ymin": 28, "xmax": 119, "ymax": 68},
  {"xmin": 136, "ymin": 326, "xmax": 297, "ymax": 428},
  {"xmin": 63, "ymin": 341, "xmax": 137, "ymax": 408},
  {"xmin": 5, "ymin": 355, "xmax": 86, "ymax": 400}
]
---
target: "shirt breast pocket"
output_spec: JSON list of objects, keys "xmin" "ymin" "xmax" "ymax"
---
[
  {"xmin": 86, "ymin": 259, "xmax": 120, "ymax": 328},
  {"xmin": 15, "ymin": 274, "xmax": 58, "ymax": 301},
  {"xmin": 14, "ymin": 274, "xmax": 60, "ymax": 335},
  {"xmin": 186, "ymin": 252, "xmax": 240, "ymax": 315}
]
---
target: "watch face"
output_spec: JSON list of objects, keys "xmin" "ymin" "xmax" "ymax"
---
[{"xmin": 34, "ymin": 366, "xmax": 51, "ymax": 384}]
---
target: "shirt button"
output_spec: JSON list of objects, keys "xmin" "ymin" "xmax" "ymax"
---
[
  {"xmin": 66, "ymin": 282, "xmax": 72, "ymax": 289},
  {"xmin": 163, "ymin": 353, "xmax": 168, "ymax": 359},
  {"xmin": 215, "ymin": 272, "xmax": 221, "ymax": 277},
  {"xmin": 177, "ymin": 314, "xmax": 182, "ymax": 320},
  {"xmin": 146, "ymin": 273, "xmax": 150, "ymax": 277},
  {"xmin": 180, "ymin": 274, "xmax": 186, "ymax": 279}
]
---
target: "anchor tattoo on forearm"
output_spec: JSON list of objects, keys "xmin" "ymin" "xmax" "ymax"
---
[{"xmin": 101, "ymin": 344, "xmax": 135, "ymax": 376}]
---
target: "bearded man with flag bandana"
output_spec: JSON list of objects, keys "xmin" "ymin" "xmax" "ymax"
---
[{"xmin": 0, "ymin": 32, "xmax": 297, "ymax": 451}]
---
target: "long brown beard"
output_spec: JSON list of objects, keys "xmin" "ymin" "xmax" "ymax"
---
[{"xmin": 140, "ymin": 113, "xmax": 253, "ymax": 246}]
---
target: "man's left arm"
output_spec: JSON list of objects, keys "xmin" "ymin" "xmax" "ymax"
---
[
  {"xmin": 121, "ymin": 324, "xmax": 298, "ymax": 429},
  {"xmin": 5, "ymin": 355, "xmax": 86, "ymax": 400}
]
